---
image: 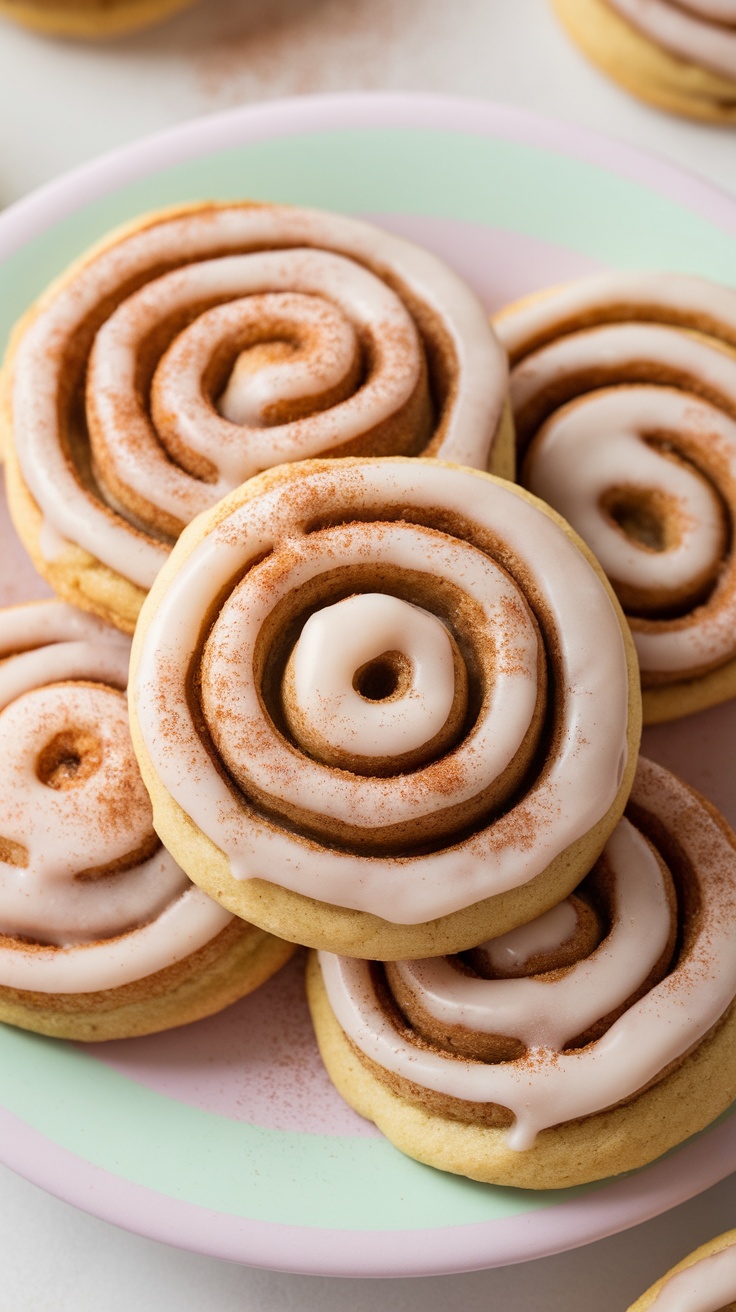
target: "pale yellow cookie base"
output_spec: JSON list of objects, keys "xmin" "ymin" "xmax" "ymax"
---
[
  {"xmin": 1, "ymin": 200, "xmax": 514, "ymax": 630},
  {"xmin": 0, "ymin": 203, "xmax": 229, "ymax": 633},
  {"xmin": 307, "ymin": 952, "xmax": 736, "ymax": 1190},
  {"xmin": 129, "ymin": 456, "xmax": 641, "ymax": 960},
  {"xmin": 628, "ymin": 1228, "xmax": 736, "ymax": 1310},
  {"xmin": 0, "ymin": 919, "xmax": 295, "ymax": 1042},
  {"xmin": 3, "ymin": 440, "xmax": 146, "ymax": 634},
  {"xmin": 0, "ymin": 0, "xmax": 194, "ymax": 38},
  {"xmin": 552, "ymin": 0, "xmax": 736, "ymax": 124},
  {"xmin": 486, "ymin": 394, "xmax": 516, "ymax": 482},
  {"xmin": 494, "ymin": 285, "xmax": 736, "ymax": 726},
  {"xmin": 642, "ymin": 658, "xmax": 736, "ymax": 725}
]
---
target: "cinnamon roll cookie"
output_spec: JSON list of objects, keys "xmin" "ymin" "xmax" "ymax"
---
[
  {"xmin": 129, "ymin": 456, "xmax": 641, "ymax": 960},
  {"xmin": 0, "ymin": 0, "xmax": 195, "ymax": 39},
  {"xmin": 0, "ymin": 601, "xmax": 294, "ymax": 1041},
  {"xmin": 629, "ymin": 1229, "xmax": 736, "ymax": 1311},
  {"xmin": 495, "ymin": 271, "xmax": 736, "ymax": 723},
  {"xmin": 1, "ymin": 201, "xmax": 511, "ymax": 632},
  {"xmin": 552, "ymin": 0, "xmax": 736, "ymax": 123},
  {"xmin": 308, "ymin": 758, "xmax": 736, "ymax": 1189}
]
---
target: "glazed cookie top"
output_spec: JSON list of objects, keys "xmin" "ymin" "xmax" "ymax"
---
[
  {"xmin": 605, "ymin": 0, "xmax": 736, "ymax": 79},
  {"xmin": 496, "ymin": 271, "xmax": 736, "ymax": 689},
  {"xmin": 319, "ymin": 758, "xmax": 736, "ymax": 1149},
  {"xmin": 9, "ymin": 202, "xmax": 508, "ymax": 592},
  {"xmin": 0, "ymin": 601, "xmax": 231, "ymax": 992},
  {"xmin": 132, "ymin": 457, "xmax": 633, "ymax": 925}
]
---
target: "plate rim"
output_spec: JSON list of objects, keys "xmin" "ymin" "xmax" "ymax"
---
[
  {"xmin": 1, "ymin": 90, "xmax": 736, "ymax": 259},
  {"xmin": 2, "ymin": 89, "xmax": 736, "ymax": 1277},
  {"xmin": 3, "ymin": 1092, "xmax": 735, "ymax": 1277}
]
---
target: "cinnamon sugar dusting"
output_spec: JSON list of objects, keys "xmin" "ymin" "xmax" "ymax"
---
[
  {"xmin": 135, "ymin": 456, "xmax": 629, "ymax": 923},
  {"xmin": 320, "ymin": 760, "xmax": 736, "ymax": 1145}
]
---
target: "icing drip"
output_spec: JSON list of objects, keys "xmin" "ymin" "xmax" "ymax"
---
[
  {"xmin": 496, "ymin": 275, "xmax": 736, "ymax": 682},
  {"xmin": 647, "ymin": 1241, "xmax": 736, "ymax": 1311},
  {"xmin": 134, "ymin": 458, "xmax": 630, "ymax": 923},
  {"xmin": 0, "ymin": 602, "xmax": 231, "ymax": 992},
  {"xmin": 606, "ymin": 0, "xmax": 736, "ymax": 80},
  {"xmin": 318, "ymin": 758, "xmax": 736, "ymax": 1149},
  {"xmin": 12, "ymin": 204, "xmax": 507, "ymax": 589}
]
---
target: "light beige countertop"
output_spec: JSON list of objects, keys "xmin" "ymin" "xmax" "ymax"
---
[{"xmin": 1, "ymin": 2, "xmax": 735, "ymax": 1307}]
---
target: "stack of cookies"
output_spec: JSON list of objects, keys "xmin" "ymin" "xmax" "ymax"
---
[{"xmin": 2, "ymin": 199, "xmax": 736, "ymax": 1191}]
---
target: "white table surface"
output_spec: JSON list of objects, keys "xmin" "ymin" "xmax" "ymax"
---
[{"xmin": 1, "ymin": 1, "xmax": 735, "ymax": 1307}]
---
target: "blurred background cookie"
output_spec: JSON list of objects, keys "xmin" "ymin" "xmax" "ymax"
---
[
  {"xmin": 0, "ymin": 0, "xmax": 196, "ymax": 39},
  {"xmin": 552, "ymin": 0, "xmax": 736, "ymax": 122},
  {"xmin": 627, "ymin": 1226, "xmax": 736, "ymax": 1308}
]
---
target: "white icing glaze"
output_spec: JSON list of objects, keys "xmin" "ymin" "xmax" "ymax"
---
[
  {"xmin": 473, "ymin": 897, "xmax": 579, "ymax": 972},
  {"xmin": 289, "ymin": 594, "xmax": 456, "ymax": 760},
  {"xmin": 526, "ymin": 391, "xmax": 725, "ymax": 606},
  {"xmin": 90, "ymin": 253, "xmax": 423, "ymax": 525},
  {"xmin": 497, "ymin": 277, "xmax": 736, "ymax": 680},
  {"xmin": 38, "ymin": 518, "xmax": 69, "ymax": 564},
  {"xmin": 391, "ymin": 822, "xmax": 669, "ymax": 1049},
  {"xmin": 0, "ymin": 683, "xmax": 188, "ymax": 943},
  {"xmin": 0, "ymin": 602, "xmax": 232, "ymax": 992},
  {"xmin": 648, "ymin": 1242, "xmax": 736, "ymax": 1312},
  {"xmin": 133, "ymin": 459, "xmax": 630, "ymax": 923},
  {"xmin": 318, "ymin": 758, "xmax": 736, "ymax": 1149},
  {"xmin": 201, "ymin": 524, "xmax": 539, "ymax": 832},
  {"xmin": 215, "ymin": 298, "xmax": 356, "ymax": 427},
  {"xmin": 525, "ymin": 387, "xmax": 736, "ymax": 674},
  {"xmin": 496, "ymin": 271, "xmax": 736, "ymax": 362},
  {"xmin": 606, "ymin": 0, "xmax": 736, "ymax": 80},
  {"xmin": 12, "ymin": 205, "xmax": 507, "ymax": 589}
]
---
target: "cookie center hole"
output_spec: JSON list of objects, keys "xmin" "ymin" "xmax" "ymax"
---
[
  {"xmin": 37, "ymin": 730, "xmax": 102, "ymax": 790},
  {"xmin": 353, "ymin": 651, "xmax": 411, "ymax": 702},
  {"xmin": 600, "ymin": 487, "xmax": 671, "ymax": 551}
]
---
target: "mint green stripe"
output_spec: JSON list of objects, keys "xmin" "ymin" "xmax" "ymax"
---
[
  {"xmin": 0, "ymin": 129, "xmax": 734, "ymax": 345},
  {"xmin": 0, "ymin": 1024, "xmax": 588, "ymax": 1229},
  {"xmin": 1, "ymin": 121, "xmax": 734, "ymax": 1229}
]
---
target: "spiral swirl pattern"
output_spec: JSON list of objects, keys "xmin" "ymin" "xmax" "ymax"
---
[
  {"xmin": 6, "ymin": 203, "xmax": 508, "ymax": 614},
  {"xmin": 0, "ymin": 601, "xmax": 231, "ymax": 992},
  {"xmin": 318, "ymin": 758, "xmax": 736, "ymax": 1151},
  {"xmin": 132, "ymin": 457, "xmax": 633, "ymax": 946},
  {"xmin": 496, "ymin": 271, "xmax": 736, "ymax": 701}
]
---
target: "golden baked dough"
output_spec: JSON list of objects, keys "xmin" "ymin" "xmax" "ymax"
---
[
  {"xmin": 0, "ymin": 599, "xmax": 294, "ymax": 1040},
  {"xmin": 552, "ymin": 0, "xmax": 736, "ymax": 124},
  {"xmin": 628, "ymin": 1228, "xmax": 736, "ymax": 1310},
  {"xmin": 2, "ymin": 201, "xmax": 512, "ymax": 632},
  {"xmin": 129, "ymin": 455, "xmax": 641, "ymax": 959},
  {"xmin": 0, "ymin": 0, "xmax": 195, "ymax": 38},
  {"xmin": 495, "ymin": 271, "xmax": 736, "ymax": 723},
  {"xmin": 308, "ymin": 759, "xmax": 736, "ymax": 1189}
]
